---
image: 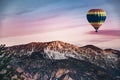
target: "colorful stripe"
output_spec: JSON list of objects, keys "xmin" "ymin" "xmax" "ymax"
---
[
  {"xmin": 88, "ymin": 9, "xmax": 105, "ymax": 12},
  {"xmin": 90, "ymin": 21, "xmax": 105, "ymax": 23},
  {"xmin": 87, "ymin": 14, "xmax": 106, "ymax": 23},
  {"xmin": 91, "ymin": 23, "xmax": 102, "ymax": 28},
  {"xmin": 87, "ymin": 12, "xmax": 106, "ymax": 16}
]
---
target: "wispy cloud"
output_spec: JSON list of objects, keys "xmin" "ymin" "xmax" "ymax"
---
[{"xmin": 87, "ymin": 30, "xmax": 120, "ymax": 37}]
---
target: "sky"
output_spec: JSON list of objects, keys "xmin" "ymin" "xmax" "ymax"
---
[{"xmin": 0, "ymin": 0, "xmax": 120, "ymax": 49}]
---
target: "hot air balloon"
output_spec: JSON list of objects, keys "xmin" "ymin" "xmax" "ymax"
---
[{"xmin": 87, "ymin": 9, "xmax": 106, "ymax": 32}]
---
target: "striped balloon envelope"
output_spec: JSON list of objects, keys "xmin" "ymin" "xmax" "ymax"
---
[{"xmin": 87, "ymin": 9, "xmax": 106, "ymax": 32}]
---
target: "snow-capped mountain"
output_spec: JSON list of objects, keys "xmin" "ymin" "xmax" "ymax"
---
[
  {"xmin": 6, "ymin": 41, "xmax": 80, "ymax": 59},
  {"xmin": 6, "ymin": 41, "xmax": 120, "ymax": 69},
  {"xmin": 3, "ymin": 41, "xmax": 120, "ymax": 80}
]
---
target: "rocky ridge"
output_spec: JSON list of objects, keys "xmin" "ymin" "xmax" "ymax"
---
[
  {"xmin": 4, "ymin": 41, "xmax": 120, "ymax": 80},
  {"xmin": 6, "ymin": 41, "xmax": 120, "ymax": 69}
]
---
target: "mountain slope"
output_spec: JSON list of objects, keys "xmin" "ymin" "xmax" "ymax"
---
[
  {"xmin": 6, "ymin": 41, "xmax": 81, "ymax": 59},
  {"xmin": 11, "ymin": 58, "xmax": 115, "ymax": 80},
  {"xmin": 6, "ymin": 41, "xmax": 120, "ymax": 69},
  {"xmin": 4, "ymin": 41, "xmax": 120, "ymax": 80}
]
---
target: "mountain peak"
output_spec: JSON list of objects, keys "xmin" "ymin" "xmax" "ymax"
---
[
  {"xmin": 81, "ymin": 45, "xmax": 102, "ymax": 51},
  {"xmin": 47, "ymin": 40, "xmax": 66, "ymax": 47},
  {"xmin": 28, "ymin": 42, "xmax": 42, "ymax": 44},
  {"xmin": 6, "ymin": 41, "xmax": 120, "ymax": 60},
  {"xmin": 47, "ymin": 40, "xmax": 65, "ymax": 43},
  {"xmin": 45, "ymin": 40, "xmax": 79, "ymax": 50},
  {"xmin": 104, "ymin": 48, "xmax": 120, "ymax": 56}
]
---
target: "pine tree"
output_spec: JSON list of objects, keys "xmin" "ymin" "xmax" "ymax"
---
[{"xmin": 0, "ymin": 44, "xmax": 13, "ymax": 80}]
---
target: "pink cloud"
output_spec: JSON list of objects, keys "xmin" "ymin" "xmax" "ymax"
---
[
  {"xmin": 87, "ymin": 30, "xmax": 120, "ymax": 37},
  {"xmin": 0, "ymin": 14, "xmax": 86, "ymax": 38}
]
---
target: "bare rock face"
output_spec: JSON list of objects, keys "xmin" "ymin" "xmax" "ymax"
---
[
  {"xmin": 4, "ymin": 41, "xmax": 120, "ymax": 80},
  {"xmin": 10, "ymin": 58, "xmax": 115, "ymax": 80}
]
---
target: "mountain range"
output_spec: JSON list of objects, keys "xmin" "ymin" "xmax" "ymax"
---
[{"xmin": 4, "ymin": 41, "xmax": 120, "ymax": 80}]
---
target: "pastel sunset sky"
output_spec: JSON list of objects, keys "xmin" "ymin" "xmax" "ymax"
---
[{"xmin": 0, "ymin": 0, "xmax": 120, "ymax": 49}]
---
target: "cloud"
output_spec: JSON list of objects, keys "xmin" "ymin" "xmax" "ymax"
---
[
  {"xmin": 15, "ymin": 9, "xmax": 35, "ymax": 15},
  {"xmin": 86, "ymin": 30, "xmax": 120, "ymax": 44},
  {"xmin": 87, "ymin": 30, "xmax": 120, "ymax": 37}
]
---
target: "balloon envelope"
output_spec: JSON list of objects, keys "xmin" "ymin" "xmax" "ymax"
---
[{"xmin": 87, "ymin": 9, "xmax": 106, "ymax": 32}]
